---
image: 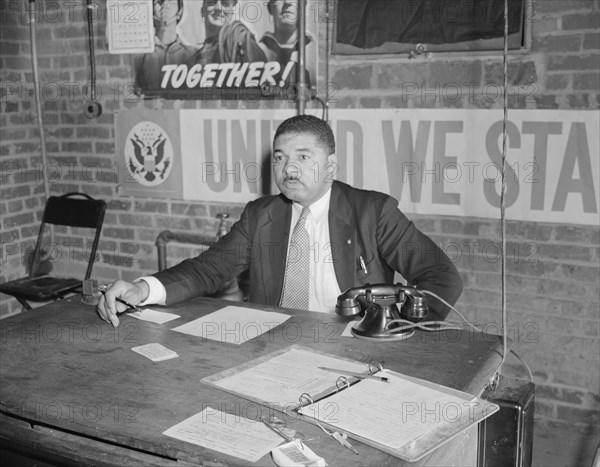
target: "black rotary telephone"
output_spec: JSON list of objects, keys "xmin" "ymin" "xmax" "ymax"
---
[{"xmin": 335, "ymin": 284, "xmax": 429, "ymax": 341}]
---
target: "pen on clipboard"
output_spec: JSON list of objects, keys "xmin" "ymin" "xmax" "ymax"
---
[
  {"xmin": 359, "ymin": 256, "xmax": 368, "ymax": 274},
  {"xmin": 260, "ymin": 418, "xmax": 294, "ymax": 442},
  {"xmin": 318, "ymin": 366, "xmax": 389, "ymax": 383}
]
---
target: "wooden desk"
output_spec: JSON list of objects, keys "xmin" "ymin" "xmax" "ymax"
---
[{"xmin": 0, "ymin": 296, "xmax": 502, "ymax": 466}]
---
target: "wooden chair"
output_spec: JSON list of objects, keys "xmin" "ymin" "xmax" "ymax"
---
[{"xmin": 0, "ymin": 192, "xmax": 106, "ymax": 310}]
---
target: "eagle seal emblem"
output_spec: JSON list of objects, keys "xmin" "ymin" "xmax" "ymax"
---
[{"xmin": 125, "ymin": 121, "xmax": 174, "ymax": 186}]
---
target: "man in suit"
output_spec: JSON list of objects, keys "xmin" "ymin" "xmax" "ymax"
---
[{"xmin": 98, "ymin": 115, "xmax": 462, "ymax": 327}]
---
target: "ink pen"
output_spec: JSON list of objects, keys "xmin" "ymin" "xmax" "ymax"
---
[
  {"xmin": 318, "ymin": 366, "xmax": 389, "ymax": 383},
  {"xmin": 99, "ymin": 287, "xmax": 141, "ymax": 312},
  {"xmin": 359, "ymin": 256, "xmax": 368, "ymax": 274}
]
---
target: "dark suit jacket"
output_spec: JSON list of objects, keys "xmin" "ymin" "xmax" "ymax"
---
[{"xmin": 153, "ymin": 181, "xmax": 463, "ymax": 319}]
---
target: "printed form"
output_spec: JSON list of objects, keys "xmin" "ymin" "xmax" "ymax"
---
[
  {"xmin": 299, "ymin": 371, "xmax": 476, "ymax": 450},
  {"xmin": 163, "ymin": 409, "xmax": 283, "ymax": 462},
  {"xmin": 210, "ymin": 347, "xmax": 368, "ymax": 407}
]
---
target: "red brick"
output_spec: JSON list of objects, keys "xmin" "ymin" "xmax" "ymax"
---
[
  {"xmin": 533, "ymin": 33, "xmax": 582, "ymax": 52},
  {"xmin": 156, "ymin": 216, "xmax": 192, "ymax": 230},
  {"xmin": 75, "ymin": 127, "xmax": 111, "ymax": 139},
  {"xmin": 536, "ymin": 1, "xmax": 592, "ymax": 14},
  {"xmin": 2, "ymin": 212, "xmax": 34, "ymax": 229},
  {"xmin": 171, "ymin": 203, "xmax": 210, "ymax": 217},
  {"xmin": 562, "ymin": 12, "xmax": 600, "ymax": 31},
  {"xmin": 2, "ymin": 56, "xmax": 30, "ymax": 70},
  {"xmin": 546, "ymin": 73, "xmax": 571, "ymax": 89},
  {"xmin": 0, "ymin": 184, "xmax": 30, "ymax": 199},
  {"xmin": 583, "ymin": 32, "xmax": 600, "ymax": 49},
  {"xmin": 573, "ymin": 72, "xmax": 600, "ymax": 90},
  {"xmin": 485, "ymin": 61, "xmax": 538, "ymax": 86},
  {"xmin": 548, "ymin": 54, "xmax": 600, "ymax": 71},
  {"xmin": 556, "ymin": 404, "xmax": 600, "ymax": 425},
  {"xmin": 61, "ymin": 141, "xmax": 93, "ymax": 153},
  {"xmin": 0, "ymin": 229, "xmax": 20, "ymax": 244},
  {"xmin": 134, "ymin": 200, "xmax": 169, "ymax": 214},
  {"xmin": 118, "ymin": 213, "xmax": 154, "ymax": 228},
  {"xmin": 7, "ymin": 199, "xmax": 23, "ymax": 213},
  {"xmin": 0, "ymin": 41, "xmax": 21, "ymax": 56}
]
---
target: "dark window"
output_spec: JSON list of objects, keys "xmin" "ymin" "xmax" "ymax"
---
[{"xmin": 333, "ymin": 0, "xmax": 528, "ymax": 55}]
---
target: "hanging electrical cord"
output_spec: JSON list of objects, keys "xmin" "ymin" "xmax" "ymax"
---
[
  {"xmin": 421, "ymin": 290, "xmax": 534, "ymax": 383},
  {"xmin": 27, "ymin": 0, "xmax": 50, "ymax": 203},
  {"xmin": 84, "ymin": 0, "xmax": 102, "ymax": 118},
  {"xmin": 499, "ymin": 0, "xmax": 510, "ymax": 379}
]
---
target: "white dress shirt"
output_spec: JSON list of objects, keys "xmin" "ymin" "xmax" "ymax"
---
[
  {"xmin": 139, "ymin": 188, "xmax": 341, "ymax": 312},
  {"xmin": 285, "ymin": 188, "xmax": 341, "ymax": 313}
]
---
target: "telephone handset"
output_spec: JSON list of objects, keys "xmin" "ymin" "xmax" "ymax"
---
[{"xmin": 335, "ymin": 284, "xmax": 429, "ymax": 341}]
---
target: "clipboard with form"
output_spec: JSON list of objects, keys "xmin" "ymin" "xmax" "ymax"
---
[{"xmin": 201, "ymin": 345, "xmax": 499, "ymax": 462}]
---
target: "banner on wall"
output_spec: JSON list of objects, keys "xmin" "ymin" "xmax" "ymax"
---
[
  {"xmin": 132, "ymin": 0, "xmax": 318, "ymax": 98},
  {"xmin": 115, "ymin": 108, "xmax": 599, "ymax": 226}
]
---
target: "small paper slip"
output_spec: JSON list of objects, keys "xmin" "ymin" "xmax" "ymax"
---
[
  {"xmin": 127, "ymin": 308, "xmax": 181, "ymax": 324},
  {"xmin": 272, "ymin": 440, "xmax": 326, "ymax": 467},
  {"xmin": 163, "ymin": 409, "xmax": 283, "ymax": 462},
  {"xmin": 131, "ymin": 343, "xmax": 178, "ymax": 362},
  {"xmin": 171, "ymin": 305, "xmax": 290, "ymax": 345}
]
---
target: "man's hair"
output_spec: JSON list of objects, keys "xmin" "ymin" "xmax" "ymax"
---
[
  {"xmin": 274, "ymin": 115, "xmax": 336, "ymax": 155},
  {"xmin": 201, "ymin": 0, "xmax": 238, "ymax": 17}
]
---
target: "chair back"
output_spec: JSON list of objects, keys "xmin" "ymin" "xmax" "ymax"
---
[{"xmin": 30, "ymin": 192, "xmax": 106, "ymax": 280}]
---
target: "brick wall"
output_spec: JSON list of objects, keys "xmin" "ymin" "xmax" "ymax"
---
[{"xmin": 0, "ymin": 0, "xmax": 598, "ymax": 435}]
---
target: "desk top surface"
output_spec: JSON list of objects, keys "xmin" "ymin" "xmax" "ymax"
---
[{"xmin": 0, "ymin": 296, "xmax": 502, "ymax": 466}]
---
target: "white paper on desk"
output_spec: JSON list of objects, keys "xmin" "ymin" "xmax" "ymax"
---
[
  {"xmin": 299, "ymin": 370, "xmax": 475, "ymax": 450},
  {"xmin": 127, "ymin": 308, "xmax": 181, "ymax": 324},
  {"xmin": 171, "ymin": 305, "xmax": 290, "ymax": 344},
  {"xmin": 163, "ymin": 409, "xmax": 283, "ymax": 462}
]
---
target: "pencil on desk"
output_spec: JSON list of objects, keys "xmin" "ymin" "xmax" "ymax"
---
[{"xmin": 318, "ymin": 367, "xmax": 390, "ymax": 383}]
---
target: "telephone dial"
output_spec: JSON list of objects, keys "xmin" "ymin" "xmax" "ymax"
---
[{"xmin": 335, "ymin": 284, "xmax": 429, "ymax": 341}]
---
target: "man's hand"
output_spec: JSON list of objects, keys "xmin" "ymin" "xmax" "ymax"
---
[{"xmin": 96, "ymin": 280, "xmax": 149, "ymax": 327}]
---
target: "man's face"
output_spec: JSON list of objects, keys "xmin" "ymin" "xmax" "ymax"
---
[
  {"xmin": 153, "ymin": 0, "xmax": 181, "ymax": 31},
  {"xmin": 272, "ymin": 132, "xmax": 337, "ymax": 207},
  {"xmin": 271, "ymin": 0, "xmax": 299, "ymax": 30},
  {"xmin": 205, "ymin": 0, "xmax": 236, "ymax": 31}
]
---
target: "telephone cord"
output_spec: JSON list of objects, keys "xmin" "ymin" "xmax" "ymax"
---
[{"xmin": 421, "ymin": 290, "xmax": 533, "ymax": 382}]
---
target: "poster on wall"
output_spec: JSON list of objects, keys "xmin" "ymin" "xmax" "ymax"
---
[
  {"xmin": 115, "ymin": 108, "xmax": 599, "ymax": 227},
  {"xmin": 115, "ymin": 107, "xmax": 184, "ymax": 199},
  {"xmin": 132, "ymin": 0, "xmax": 318, "ymax": 99}
]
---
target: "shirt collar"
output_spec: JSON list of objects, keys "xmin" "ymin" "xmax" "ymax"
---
[{"xmin": 291, "ymin": 187, "xmax": 332, "ymax": 223}]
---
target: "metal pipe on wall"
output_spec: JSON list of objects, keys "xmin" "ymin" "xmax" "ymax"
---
[
  {"xmin": 297, "ymin": 0, "xmax": 307, "ymax": 115},
  {"xmin": 28, "ymin": 0, "xmax": 50, "ymax": 201}
]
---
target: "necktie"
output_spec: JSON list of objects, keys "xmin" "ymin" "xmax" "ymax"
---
[{"xmin": 280, "ymin": 207, "xmax": 311, "ymax": 310}]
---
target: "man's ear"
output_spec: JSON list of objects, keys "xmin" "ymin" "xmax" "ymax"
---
[{"xmin": 326, "ymin": 154, "xmax": 338, "ymax": 178}]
